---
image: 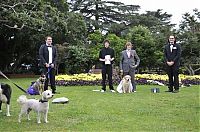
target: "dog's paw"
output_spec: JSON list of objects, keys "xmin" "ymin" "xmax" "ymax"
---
[
  {"xmin": 0, "ymin": 110, "xmax": 2, "ymax": 113},
  {"xmin": 37, "ymin": 121, "xmax": 41, "ymax": 124},
  {"xmin": 45, "ymin": 120, "xmax": 49, "ymax": 123},
  {"xmin": 18, "ymin": 120, "xmax": 21, "ymax": 123}
]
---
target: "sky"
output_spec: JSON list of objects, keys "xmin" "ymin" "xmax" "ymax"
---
[{"xmin": 111, "ymin": 0, "xmax": 200, "ymax": 26}]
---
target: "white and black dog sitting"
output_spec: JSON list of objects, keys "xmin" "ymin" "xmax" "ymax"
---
[
  {"xmin": 0, "ymin": 83, "xmax": 12, "ymax": 116},
  {"xmin": 17, "ymin": 90, "xmax": 53, "ymax": 123}
]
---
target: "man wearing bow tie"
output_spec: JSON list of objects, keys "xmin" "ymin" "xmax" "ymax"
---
[
  {"xmin": 120, "ymin": 42, "xmax": 140, "ymax": 92},
  {"xmin": 39, "ymin": 36, "xmax": 58, "ymax": 94},
  {"xmin": 164, "ymin": 35, "xmax": 181, "ymax": 93}
]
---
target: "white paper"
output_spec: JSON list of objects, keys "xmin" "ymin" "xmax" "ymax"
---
[{"xmin": 105, "ymin": 55, "xmax": 111, "ymax": 64}]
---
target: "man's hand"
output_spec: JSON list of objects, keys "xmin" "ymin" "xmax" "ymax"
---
[
  {"xmin": 110, "ymin": 58, "xmax": 114, "ymax": 61},
  {"xmin": 133, "ymin": 65, "xmax": 137, "ymax": 68},
  {"xmin": 99, "ymin": 58, "xmax": 106, "ymax": 62},
  {"xmin": 45, "ymin": 63, "xmax": 49, "ymax": 68},
  {"xmin": 167, "ymin": 61, "xmax": 174, "ymax": 66},
  {"xmin": 51, "ymin": 64, "xmax": 54, "ymax": 68}
]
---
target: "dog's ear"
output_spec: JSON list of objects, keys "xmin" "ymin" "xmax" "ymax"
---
[
  {"xmin": 42, "ymin": 91, "xmax": 46, "ymax": 99},
  {"xmin": 40, "ymin": 74, "xmax": 45, "ymax": 77}
]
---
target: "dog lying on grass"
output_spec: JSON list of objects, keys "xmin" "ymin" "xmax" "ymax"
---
[{"xmin": 17, "ymin": 90, "xmax": 53, "ymax": 123}]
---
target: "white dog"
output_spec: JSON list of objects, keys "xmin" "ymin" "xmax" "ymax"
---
[
  {"xmin": 17, "ymin": 90, "xmax": 53, "ymax": 123},
  {"xmin": 121, "ymin": 75, "xmax": 132, "ymax": 93}
]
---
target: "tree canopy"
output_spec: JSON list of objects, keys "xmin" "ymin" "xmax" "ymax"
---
[{"xmin": 0, "ymin": 0, "xmax": 199, "ymax": 75}]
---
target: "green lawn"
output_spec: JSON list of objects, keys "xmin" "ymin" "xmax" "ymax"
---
[{"xmin": 0, "ymin": 78, "xmax": 199, "ymax": 132}]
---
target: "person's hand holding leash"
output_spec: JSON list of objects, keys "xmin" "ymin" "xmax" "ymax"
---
[
  {"xmin": 45, "ymin": 63, "xmax": 49, "ymax": 68},
  {"xmin": 50, "ymin": 64, "xmax": 54, "ymax": 68}
]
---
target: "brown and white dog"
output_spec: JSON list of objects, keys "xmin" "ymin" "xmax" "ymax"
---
[
  {"xmin": 32, "ymin": 75, "xmax": 46, "ymax": 95},
  {"xmin": 122, "ymin": 75, "xmax": 132, "ymax": 93}
]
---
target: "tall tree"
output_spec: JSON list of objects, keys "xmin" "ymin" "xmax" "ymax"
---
[
  {"xmin": 68, "ymin": 0, "xmax": 140, "ymax": 34},
  {"xmin": 127, "ymin": 25, "xmax": 158, "ymax": 71},
  {"xmin": 0, "ymin": 0, "xmax": 86, "ymax": 73},
  {"xmin": 178, "ymin": 9, "xmax": 200, "ymax": 75}
]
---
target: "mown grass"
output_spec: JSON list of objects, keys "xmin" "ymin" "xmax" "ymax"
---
[{"xmin": 0, "ymin": 78, "xmax": 199, "ymax": 132}]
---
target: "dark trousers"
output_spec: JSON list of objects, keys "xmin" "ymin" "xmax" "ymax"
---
[
  {"xmin": 123, "ymin": 69, "xmax": 136, "ymax": 91},
  {"xmin": 101, "ymin": 65, "xmax": 114, "ymax": 91},
  {"xmin": 41, "ymin": 67, "xmax": 56, "ymax": 92},
  {"xmin": 167, "ymin": 65, "xmax": 179, "ymax": 91}
]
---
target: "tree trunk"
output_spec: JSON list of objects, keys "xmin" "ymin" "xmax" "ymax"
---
[
  {"xmin": 185, "ymin": 65, "xmax": 194, "ymax": 75},
  {"xmin": 56, "ymin": 63, "xmax": 60, "ymax": 75}
]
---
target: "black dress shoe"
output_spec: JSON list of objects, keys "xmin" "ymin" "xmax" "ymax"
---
[
  {"xmin": 165, "ymin": 90, "xmax": 173, "ymax": 92},
  {"xmin": 172, "ymin": 90, "xmax": 179, "ymax": 93}
]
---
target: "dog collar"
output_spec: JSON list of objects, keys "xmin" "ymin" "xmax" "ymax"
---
[{"xmin": 39, "ymin": 99, "xmax": 48, "ymax": 103}]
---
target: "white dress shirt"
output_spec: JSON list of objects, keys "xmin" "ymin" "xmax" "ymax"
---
[
  {"xmin": 47, "ymin": 45, "xmax": 53, "ymax": 64},
  {"xmin": 126, "ymin": 50, "xmax": 131, "ymax": 58},
  {"xmin": 170, "ymin": 44, "xmax": 173, "ymax": 52}
]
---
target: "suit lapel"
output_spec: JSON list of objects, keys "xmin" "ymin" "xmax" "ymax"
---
[
  {"xmin": 130, "ymin": 50, "xmax": 134, "ymax": 57},
  {"xmin": 123, "ymin": 51, "xmax": 128, "ymax": 58},
  {"xmin": 167, "ymin": 44, "xmax": 171, "ymax": 53}
]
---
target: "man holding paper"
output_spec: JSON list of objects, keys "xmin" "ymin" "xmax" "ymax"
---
[{"xmin": 99, "ymin": 40, "xmax": 115, "ymax": 93}]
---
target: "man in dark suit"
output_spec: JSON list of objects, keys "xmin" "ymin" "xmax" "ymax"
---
[
  {"xmin": 120, "ymin": 42, "xmax": 140, "ymax": 92},
  {"xmin": 164, "ymin": 35, "xmax": 181, "ymax": 93},
  {"xmin": 39, "ymin": 36, "xmax": 58, "ymax": 94}
]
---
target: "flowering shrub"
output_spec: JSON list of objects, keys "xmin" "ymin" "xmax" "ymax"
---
[{"xmin": 55, "ymin": 73, "xmax": 200, "ymax": 86}]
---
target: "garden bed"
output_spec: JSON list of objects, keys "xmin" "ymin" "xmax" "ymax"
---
[{"xmin": 55, "ymin": 73, "xmax": 200, "ymax": 86}]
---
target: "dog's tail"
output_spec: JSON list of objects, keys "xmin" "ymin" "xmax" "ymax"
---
[{"xmin": 17, "ymin": 95, "xmax": 27, "ymax": 105}]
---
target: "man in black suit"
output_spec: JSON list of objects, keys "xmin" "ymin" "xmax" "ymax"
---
[
  {"xmin": 39, "ymin": 36, "xmax": 58, "ymax": 94},
  {"xmin": 164, "ymin": 35, "xmax": 181, "ymax": 93}
]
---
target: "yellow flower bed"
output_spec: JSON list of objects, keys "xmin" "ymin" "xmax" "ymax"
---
[
  {"xmin": 135, "ymin": 74, "xmax": 168, "ymax": 81},
  {"xmin": 56, "ymin": 73, "xmax": 200, "ymax": 81},
  {"xmin": 56, "ymin": 73, "xmax": 102, "ymax": 81}
]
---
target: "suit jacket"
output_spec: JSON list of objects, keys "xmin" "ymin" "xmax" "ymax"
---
[
  {"xmin": 120, "ymin": 50, "xmax": 140, "ymax": 72},
  {"xmin": 39, "ymin": 44, "xmax": 57, "ymax": 67},
  {"xmin": 164, "ymin": 43, "xmax": 181, "ymax": 67}
]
